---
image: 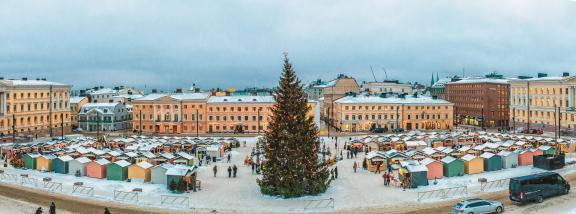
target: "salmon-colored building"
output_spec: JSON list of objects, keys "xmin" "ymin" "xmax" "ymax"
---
[
  {"xmin": 517, "ymin": 150, "xmax": 534, "ymax": 166},
  {"xmin": 86, "ymin": 159, "xmax": 110, "ymax": 179},
  {"xmin": 420, "ymin": 158, "xmax": 443, "ymax": 180}
]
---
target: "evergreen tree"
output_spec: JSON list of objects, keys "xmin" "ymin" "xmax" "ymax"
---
[{"xmin": 258, "ymin": 53, "xmax": 330, "ymax": 198}]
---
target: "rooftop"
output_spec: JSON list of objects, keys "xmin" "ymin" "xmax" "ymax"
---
[
  {"xmin": 208, "ymin": 95, "xmax": 275, "ymax": 103},
  {"xmin": 0, "ymin": 80, "xmax": 69, "ymax": 87},
  {"xmin": 335, "ymin": 95, "xmax": 452, "ymax": 105},
  {"xmin": 447, "ymin": 77, "xmax": 510, "ymax": 85}
]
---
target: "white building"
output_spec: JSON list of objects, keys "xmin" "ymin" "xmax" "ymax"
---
[
  {"xmin": 87, "ymin": 86, "xmax": 144, "ymax": 104},
  {"xmin": 78, "ymin": 103, "xmax": 132, "ymax": 132},
  {"xmin": 362, "ymin": 81, "xmax": 413, "ymax": 95}
]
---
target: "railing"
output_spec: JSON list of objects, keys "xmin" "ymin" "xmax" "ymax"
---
[
  {"xmin": 480, "ymin": 179, "xmax": 509, "ymax": 192},
  {"xmin": 417, "ymin": 186, "xmax": 468, "ymax": 202},
  {"xmin": 72, "ymin": 184, "xmax": 94, "ymax": 197},
  {"xmin": 21, "ymin": 177, "xmax": 38, "ymax": 187},
  {"xmin": 113, "ymin": 190, "xmax": 139, "ymax": 203},
  {"xmin": 42, "ymin": 181, "xmax": 63, "ymax": 192},
  {"xmin": 160, "ymin": 195, "xmax": 190, "ymax": 208},
  {"xmin": 303, "ymin": 198, "xmax": 335, "ymax": 210}
]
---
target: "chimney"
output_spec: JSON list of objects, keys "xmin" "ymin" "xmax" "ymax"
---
[
  {"xmin": 36, "ymin": 78, "xmax": 40, "ymax": 80},
  {"xmin": 22, "ymin": 77, "xmax": 28, "ymax": 81},
  {"xmin": 563, "ymin": 72, "xmax": 570, "ymax": 77},
  {"xmin": 152, "ymin": 89, "xmax": 158, "ymax": 93},
  {"xmin": 379, "ymin": 93, "xmax": 387, "ymax": 98},
  {"xmin": 175, "ymin": 88, "xmax": 183, "ymax": 93},
  {"xmin": 537, "ymin": 73, "xmax": 548, "ymax": 78},
  {"xmin": 41, "ymin": 78, "xmax": 46, "ymax": 81},
  {"xmin": 432, "ymin": 95, "xmax": 438, "ymax": 100}
]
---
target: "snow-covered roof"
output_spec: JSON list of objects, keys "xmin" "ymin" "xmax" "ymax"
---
[
  {"xmin": 57, "ymin": 155, "xmax": 74, "ymax": 162},
  {"xmin": 431, "ymin": 78, "xmax": 453, "ymax": 89},
  {"xmin": 442, "ymin": 156, "xmax": 457, "ymax": 164},
  {"xmin": 406, "ymin": 164, "xmax": 428, "ymax": 172},
  {"xmin": 94, "ymin": 159, "xmax": 111, "ymax": 165},
  {"xmin": 70, "ymin": 97, "xmax": 87, "ymax": 104},
  {"xmin": 208, "ymin": 96, "xmax": 274, "ymax": 103},
  {"xmin": 335, "ymin": 95, "xmax": 452, "ymax": 105},
  {"xmin": 89, "ymin": 88, "xmax": 117, "ymax": 95},
  {"xmin": 447, "ymin": 78, "xmax": 510, "ymax": 85},
  {"xmin": 136, "ymin": 93, "xmax": 210, "ymax": 101},
  {"xmin": 165, "ymin": 165, "xmax": 194, "ymax": 176},
  {"xmin": 406, "ymin": 141, "xmax": 427, "ymax": 147},
  {"xmin": 480, "ymin": 152, "xmax": 495, "ymax": 159},
  {"xmin": 135, "ymin": 162, "xmax": 154, "ymax": 169},
  {"xmin": 0, "ymin": 79, "xmax": 69, "ymax": 87},
  {"xmin": 420, "ymin": 158, "xmax": 437, "ymax": 166},
  {"xmin": 497, "ymin": 151, "xmax": 513, "ymax": 157},
  {"xmin": 177, "ymin": 152, "xmax": 194, "ymax": 160},
  {"xmin": 160, "ymin": 152, "xmax": 175, "ymax": 159},
  {"xmin": 539, "ymin": 145, "xmax": 552, "ymax": 151},
  {"xmin": 461, "ymin": 154, "xmax": 477, "ymax": 161},
  {"xmin": 74, "ymin": 157, "xmax": 92, "ymax": 164},
  {"xmin": 114, "ymin": 160, "xmax": 131, "ymax": 167},
  {"xmin": 366, "ymin": 151, "xmax": 386, "ymax": 159}
]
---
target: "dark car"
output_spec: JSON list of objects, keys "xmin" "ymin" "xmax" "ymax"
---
[
  {"xmin": 509, "ymin": 172, "xmax": 570, "ymax": 204},
  {"xmin": 371, "ymin": 127, "xmax": 388, "ymax": 133}
]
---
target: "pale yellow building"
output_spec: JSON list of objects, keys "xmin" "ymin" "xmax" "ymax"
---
[
  {"xmin": 334, "ymin": 94, "xmax": 454, "ymax": 132},
  {"xmin": 70, "ymin": 96, "xmax": 89, "ymax": 130},
  {"xmin": 317, "ymin": 75, "xmax": 361, "ymax": 122},
  {"xmin": 0, "ymin": 79, "xmax": 72, "ymax": 140},
  {"xmin": 510, "ymin": 75, "xmax": 576, "ymax": 132}
]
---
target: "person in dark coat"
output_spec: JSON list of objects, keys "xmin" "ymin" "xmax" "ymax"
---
[
  {"xmin": 227, "ymin": 166, "xmax": 232, "ymax": 178},
  {"xmin": 35, "ymin": 207, "xmax": 43, "ymax": 214},
  {"xmin": 353, "ymin": 161, "xmax": 358, "ymax": 173},
  {"xmin": 104, "ymin": 207, "xmax": 111, "ymax": 214},
  {"xmin": 213, "ymin": 165, "xmax": 218, "ymax": 177},
  {"xmin": 232, "ymin": 165, "xmax": 238, "ymax": 178},
  {"xmin": 334, "ymin": 166, "xmax": 338, "ymax": 179},
  {"xmin": 227, "ymin": 153, "xmax": 231, "ymax": 163},
  {"xmin": 49, "ymin": 202, "xmax": 56, "ymax": 214}
]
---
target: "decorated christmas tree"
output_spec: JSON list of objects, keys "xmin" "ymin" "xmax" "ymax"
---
[{"xmin": 258, "ymin": 53, "xmax": 330, "ymax": 198}]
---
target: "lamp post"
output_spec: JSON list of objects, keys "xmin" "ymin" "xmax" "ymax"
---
[{"xmin": 196, "ymin": 109, "xmax": 199, "ymax": 137}]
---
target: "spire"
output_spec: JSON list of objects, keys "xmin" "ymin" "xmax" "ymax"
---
[
  {"xmin": 436, "ymin": 72, "xmax": 440, "ymax": 83},
  {"xmin": 430, "ymin": 73, "xmax": 435, "ymax": 86}
]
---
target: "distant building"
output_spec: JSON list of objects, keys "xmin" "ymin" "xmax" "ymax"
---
[
  {"xmin": 70, "ymin": 96, "xmax": 89, "ymax": 130},
  {"xmin": 362, "ymin": 80, "xmax": 413, "ymax": 95},
  {"xmin": 0, "ymin": 78, "xmax": 72, "ymax": 140},
  {"xmin": 84, "ymin": 86, "xmax": 144, "ymax": 104},
  {"xmin": 304, "ymin": 79, "xmax": 328, "ymax": 101},
  {"xmin": 445, "ymin": 77, "xmax": 510, "ymax": 128},
  {"xmin": 509, "ymin": 73, "xmax": 576, "ymax": 132},
  {"xmin": 78, "ymin": 103, "xmax": 132, "ymax": 132},
  {"xmin": 313, "ymin": 75, "xmax": 361, "ymax": 123},
  {"xmin": 333, "ymin": 94, "xmax": 454, "ymax": 132}
]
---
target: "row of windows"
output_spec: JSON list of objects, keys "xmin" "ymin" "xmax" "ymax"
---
[
  {"xmin": 343, "ymin": 105, "xmax": 449, "ymax": 111},
  {"xmin": 0, "ymin": 114, "xmax": 69, "ymax": 127},
  {"xmin": 6, "ymin": 92, "xmax": 68, "ymax": 100},
  {"xmin": 6, "ymin": 102, "xmax": 68, "ymax": 113},
  {"xmin": 512, "ymin": 87, "xmax": 567, "ymax": 95},
  {"xmin": 343, "ymin": 113, "xmax": 449, "ymax": 121}
]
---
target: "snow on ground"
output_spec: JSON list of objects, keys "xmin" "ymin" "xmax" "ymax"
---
[{"xmin": 1, "ymin": 135, "xmax": 576, "ymax": 213}]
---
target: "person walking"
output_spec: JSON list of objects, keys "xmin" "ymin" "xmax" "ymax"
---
[
  {"xmin": 227, "ymin": 153, "xmax": 231, "ymax": 163},
  {"xmin": 104, "ymin": 208, "xmax": 111, "ymax": 214},
  {"xmin": 35, "ymin": 207, "xmax": 43, "ymax": 214},
  {"xmin": 375, "ymin": 163, "xmax": 381, "ymax": 174},
  {"xmin": 382, "ymin": 172, "xmax": 387, "ymax": 185},
  {"xmin": 251, "ymin": 161, "xmax": 255, "ymax": 174},
  {"xmin": 232, "ymin": 165, "xmax": 238, "ymax": 178},
  {"xmin": 334, "ymin": 166, "xmax": 338, "ymax": 179},
  {"xmin": 227, "ymin": 166, "xmax": 232, "ymax": 178},
  {"xmin": 212, "ymin": 165, "xmax": 217, "ymax": 177},
  {"xmin": 353, "ymin": 161, "xmax": 358, "ymax": 173},
  {"xmin": 49, "ymin": 202, "xmax": 56, "ymax": 214},
  {"xmin": 346, "ymin": 150, "xmax": 350, "ymax": 159}
]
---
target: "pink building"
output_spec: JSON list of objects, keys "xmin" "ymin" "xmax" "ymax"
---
[
  {"xmin": 86, "ymin": 159, "xmax": 110, "ymax": 179},
  {"xmin": 420, "ymin": 158, "xmax": 443, "ymax": 180},
  {"xmin": 517, "ymin": 150, "xmax": 534, "ymax": 166}
]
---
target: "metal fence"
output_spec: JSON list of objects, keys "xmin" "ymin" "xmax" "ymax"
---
[
  {"xmin": 21, "ymin": 177, "xmax": 37, "ymax": 187},
  {"xmin": 303, "ymin": 198, "xmax": 335, "ymax": 210},
  {"xmin": 417, "ymin": 186, "xmax": 468, "ymax": 202},
  {"xmin": 0, "ymin": 173, "xmax": 17, "ymax": 182},
  {"xmin": 42, "ymin": 181, "xmax": 63, "ymax": 192},
  {"xmin": 160, "ymin": 195, "xmax": 190, "ymax": 208},
  {"xmin": 480, "ymin": 179, "xmax": 509, "ymax": 192},
  {"xmin": 72, "ymin": 185, "xmax": 94, "ymax": 197},
  {"xmin": 113, "ymin": 190, "xmax": 139, "ymax": 203}
]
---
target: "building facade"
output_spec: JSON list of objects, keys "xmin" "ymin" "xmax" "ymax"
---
[
  {"xmin": 333, "ymin": 94, "xmax": 454, "ymax": 132},
  {"xmin": 206, "ymin": 96, "xmax": 274, "ymax": 134},
  {"xmin": 509, "ymin": 75, "xmax": 576, "ymax": 132},
  {"xmin": 70, "ymin": 96, "xmax": 89, "ymax": 130},
  {"xmin": 79, "ymin": 103, "xmax": 132, "ymax": 132},
  {"xmin": 318, "ymin": 75, "xmax": 361, "ymax": 123},
  {"xmin": 445, "ymin": 78, "xmax": 510, "ymax": 129},
  {"xmin": 362, "ymin": 80, "xmax": 413, "ymax": 95},
  {"xmin": 0, "ymin": 79, "xmax": 72, "ymax": 141}
]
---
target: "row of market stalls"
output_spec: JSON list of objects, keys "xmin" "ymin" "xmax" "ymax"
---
[
  {"xmin": 361, "ymin": 131, "xmax": 575, "ymax": 188},
  {"xmin": 2, "ymin": 135, "xmax": 243, "ymax": 191}
]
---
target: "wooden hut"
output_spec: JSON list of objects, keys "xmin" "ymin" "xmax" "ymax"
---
[
  {"xmin": 52, "ymin": 155, "xmax": 73, "ymax": 174},
  {"xmin": 151, "ymin": 164, "xmax": 174, "ymax": 185},
  {"xmin": 166, "ymin": 165, "xmax": 197, "ymax": 191},
  {"xmin": 538, "ymin": 145, "xmax": 556, "ymax": 156},
  {"xmin": 498, "ymin": 150, "xmax": 518, "ymax": 169},
  {"xmin": 128, "ymin": 161, "xmax": 153, "ymax": 182},
  {"xmin": 480, "ymin": 152, "xmax": 502, "ymax": 172},
  {"xmin": 23, "ymin": 153, "xmax": 41, "ymax": 170},
  {"xmin": 175, "ymin": 152, "xmax": 195, "ymax": 166},
  {"xmin": 107, "ymin": 160, "xmax": 131, "ymax": 181},
  {"xmin": 405, "ymin": 141, "xmax": 427, "ymax": 151},
  {"xmin": 420, "ymin": 158, "xmax": 443, "ymax": 180},
  {"xmin": 517, "ymin": 150, "xmax": 534, "ymax": 166},
  {"xmin": 68, "ymin": 157, "xmax": 91, "ymax": 176},
  {"xmin": 404, "ymin": 164, "xmax": 429, "ymax": 188},
  {"xmin": 365, "ymin": 151, "xmax": 387, "ymax": 172},
  {"xmin": 86, "ymin": 159, "xmax": 110, "ymax": 179},
  {"xmin": 461, "ymin": 154, "xmax": 484, "ymax": 174},
  {"xmin": 36, "ymin": 155, "xmax": 56, "ymax": 171},
  {"xmin": 441, "ymin": 156, "xmax": 464, "ymax": 177}
]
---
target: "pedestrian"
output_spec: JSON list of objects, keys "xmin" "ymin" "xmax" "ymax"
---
[
  {"xmin": 382, "ymin": 172, "xmax": 387, "ymax": 185},
  {"xmin": 375, "ymin": 163, "xmax": 381, "ymax": 174},
  {"xmin": 35, "ymin": 207, "xmax": 43, "ymax": 214},
  {"xmin": 346, "ymin": 150, "xmax": 350, "ymax": 159},
  {"xmin": 353, "ymin": 161, "xmax": 358, "ymax": 173},
  {"xmin": 334, "ymin": 166, "xmax": 338, "ymax": 179},
  {"xmin": 228, "ymin": 166, "xmax": 232, "ymax": 178},
  {"xmin": 227, "ymin": 153, "xmax": 231, "ymax": 163},
  {"xmin": 104, "ymin": 207, "xmax": 111, "ymax": 214},
  {"xmin": 331, "ymin": 169, "xmax": 335, "ymax": 180},
  {"xmin": 49, "ymin": 202, "xmax": 56, "ymax": 214},
  {"xmin": 232, "ymin": 165, "xmax": 238, "ymax": 178},
  {"xmin": 206, "ymin": 154, "xmax": 211, "ymax": 165},
  {"xmin": 213, "ymin": 165, "xmax": 217, "ymax": 177},
  {"xmin": 251, "ymin": 161, "xmax": 255, "ymax": 174}
]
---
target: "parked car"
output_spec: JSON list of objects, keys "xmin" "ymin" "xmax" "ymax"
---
[
  {"xmin": 452, "ymin": 198, "xmax": 504, "ymax": 214},
  {"xmin": 371, "ymin": 127, "xmax": 388, "ymax": 133},
  {"xmin": 509, "ymin": 172, "xmax": 570, "ymax": 204}
]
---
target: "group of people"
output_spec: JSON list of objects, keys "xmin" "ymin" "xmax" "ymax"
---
[
  {"xmin": 212, "ymin": 164, "xmax": 239, "ymax": 178},
  {"xmin": 34, "ymin": 202, "xmax": 111, "ymax": 214}
]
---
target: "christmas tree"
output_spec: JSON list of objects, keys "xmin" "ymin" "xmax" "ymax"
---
[{"xmin": 258, "ymin": 53, "xmax": 330, "ymax": 198}]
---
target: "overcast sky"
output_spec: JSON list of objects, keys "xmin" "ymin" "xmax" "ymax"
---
[{"xmin": 1, "ymin": 0, "xmax": 576, "ymax": 91}]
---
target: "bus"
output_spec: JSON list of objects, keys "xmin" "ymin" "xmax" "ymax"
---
[{"xmin": 509, "ymin": 172, "xmax": 570, "ymax": 204}]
